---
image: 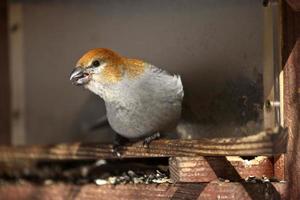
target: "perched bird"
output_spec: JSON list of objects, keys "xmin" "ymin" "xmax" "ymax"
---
[{"xmin": 70, "ymin": 48, "xmax": 184, "ymax": 146}]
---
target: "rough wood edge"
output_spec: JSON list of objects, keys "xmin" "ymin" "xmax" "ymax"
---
[
  {"xmin": 0, "ymin": 182, "xmax": 287, "ymax": 200},
  {"xmin": 0, "ymin": 127, "xmax": 287, "ymax": 161}
]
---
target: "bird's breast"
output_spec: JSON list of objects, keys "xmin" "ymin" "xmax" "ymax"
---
[{"xmin": 105, "ymin": 96, "xmax": 182, "ymax": 139}]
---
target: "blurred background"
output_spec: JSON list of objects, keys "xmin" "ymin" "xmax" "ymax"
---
[{"xmin": 1, "ymin": 0, "xmax": 275, "ymax": 145}]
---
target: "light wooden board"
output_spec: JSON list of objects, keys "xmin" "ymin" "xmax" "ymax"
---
[{"xmin": 0, "ymin": 128, "xmax": 287, "ymax": 161}]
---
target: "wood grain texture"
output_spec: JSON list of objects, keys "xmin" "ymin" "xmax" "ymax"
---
[
  {"xmin": 0, "ymin": 182, "xmax": 287, "ymax": 200},
  {"xmin": 0, "ymin": 0, "xmax": 11, "ymax": 144},
  {"xmin": 0, "ymin": 128, "xmax": 287, "ymax": 161},
  {"xmin": 169, "ymin": 156, "xmax": 274, "ymax": 182},
  {"xmin": 282, "ymin": 1, "xmax": 300, "ymax": 199}
]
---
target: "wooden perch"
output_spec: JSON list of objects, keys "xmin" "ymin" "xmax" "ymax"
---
[
  {"xmin": 0, "ymin": 127, "xmax": 287, "ymax": 161},
  {"xmin": 0, "ymin": 182, "xmax": 287, "ymax": 200},
  {"xmin": 169, "ymin": 156, "xmax": 275, "ymax": 182}
]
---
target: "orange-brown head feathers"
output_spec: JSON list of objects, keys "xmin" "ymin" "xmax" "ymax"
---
[
  {"xmin": 73, "ymin": 48, "xmax": 145, "ymax": 84},
  {"xmin": 76, "ymin": 48, "xmax": 123, "ymax": 69}
]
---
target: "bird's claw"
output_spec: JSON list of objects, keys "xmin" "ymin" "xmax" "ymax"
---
[
  {"xmin": 112, "ymin": 144, "xmax": 122, "ymax": 157},
  {"xmin": 143, "ymin": 140, "xmax": 150, "ymax": 148},
  {"xmin": 143, "ymin": 132, "xmax": 161, "ymax": 148},
  {"xmin": 112, "ymin": 134, "xmax": 130, "ymax": 157}
]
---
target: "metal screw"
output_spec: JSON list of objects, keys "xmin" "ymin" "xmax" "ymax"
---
[{"xmin": 265, "ymin": 100, "xmax": 280, "ymax": 110}]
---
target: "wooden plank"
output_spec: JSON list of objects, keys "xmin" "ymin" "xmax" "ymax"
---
[
  {"xmin": 0, "ymin": 0, "xmax": 11, "ymax": 144},
  {"xmin": 0, "ymin": 182, "xmax": 287, "ymax": 200},
  {"xmin": 282, "ymin": 1, "xmax": 300, "ymax": 199},
  {"xmin": 169, "ymin": 156, "xmax": 274, "ymax": 183},
  {"xmin": 0, "ymin": 127, "xmax": 287, "ymax": 161}
]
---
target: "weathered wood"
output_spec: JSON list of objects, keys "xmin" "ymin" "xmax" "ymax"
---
[
  {"xmin": 282, "ymin": 1, "xmax": 300, "ymax": 199},
  {"xmin": 169, "ymin": 156, "xmax": 274, "ymax": 183},
  {"xmin": 0, "ymin": 182, "xmax": 287, "ymax": 200},
  {"xmin": 0, "ymin": 128, "xmax": 287, "ymax": 161},
  {"xmin": 0, "ymin": 0, "xmax": 11, "ymax": 144}
]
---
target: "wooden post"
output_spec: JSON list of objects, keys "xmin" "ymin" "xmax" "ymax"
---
[
  {"xmin": 263, "ymin": 1, "xmax": 281, "ymax": 129},
  {"xmin": 0, "ymin": 0, "xmax": 11, "ymax": 145},
  {"xmin": 9, "ymin": 3, "xmax": 26, "ymax": 145},
  {"xmin": 282, "ymin": 0, "xmax": 300, "ymax": 199}
]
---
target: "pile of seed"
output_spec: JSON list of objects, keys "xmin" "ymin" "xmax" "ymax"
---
[{"xmin": 94, "ymin": 170, "xmax": 172, "ymax": 185}]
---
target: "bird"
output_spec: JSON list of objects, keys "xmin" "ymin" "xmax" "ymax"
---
[{"xmin": 70, "ymin": 48, "xmax": 184, "ymax": 148}]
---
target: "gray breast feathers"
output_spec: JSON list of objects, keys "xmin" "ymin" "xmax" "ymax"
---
[{"xmin": 106, "ymin": 64, "xmax": 184, "ymax": 139}]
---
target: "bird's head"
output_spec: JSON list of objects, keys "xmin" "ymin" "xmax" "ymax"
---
[
  {"xmin": 70, "ymin": 48, "xmax": 123, "ymax": 86},
  {"xmin": 70, "ymin": 48, "xmax": 145, "ymax": 85},
  {"xmin": 70, "ymin": 48, "xmax": 146, "ymax": 100}
]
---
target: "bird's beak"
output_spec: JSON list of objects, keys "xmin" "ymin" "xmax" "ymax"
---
[{"xmin": 70, "ymin": 67, "xmax": 90, "ymax": 86}]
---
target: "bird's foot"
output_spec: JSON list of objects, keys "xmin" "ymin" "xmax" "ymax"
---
[
  {"xmin": 112, "ymin": 144, "xmax": 121, "ymax": 157},
  {"xmin": 112, "ymin": 134, "xmax": 129, "ymax": 157},
  {"xmin": 143, "ymin": 132, "xmax": 161, "ymax": 148}
]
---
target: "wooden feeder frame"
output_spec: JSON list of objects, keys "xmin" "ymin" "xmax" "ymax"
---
[{"xmin": 1, "ymin": 0, "xmax": 300, "ymax": 199}]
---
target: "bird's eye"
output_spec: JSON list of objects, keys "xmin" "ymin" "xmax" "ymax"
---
[{"xmin": 92, "ymin": 60, "xmax": 100, "ymax": 67}]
